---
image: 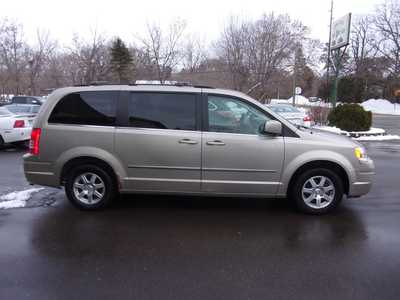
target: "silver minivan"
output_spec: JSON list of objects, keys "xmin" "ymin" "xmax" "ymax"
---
[{"xmin": 23, "ymin": 84, "xmax": 374, "ymax": 214}]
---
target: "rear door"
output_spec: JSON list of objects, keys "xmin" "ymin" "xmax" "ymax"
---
[
  {"xmin": 115, "ymin": 91, "xmax": 202, "ymax": 193},
  {"xmin": 202, "ymin": 94, "xmax": 285, "ymax": 196}
]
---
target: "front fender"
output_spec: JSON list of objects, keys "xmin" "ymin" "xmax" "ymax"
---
[{"xmin": 278, "ymin": 150, "xmax": 356, "ymax": 196}]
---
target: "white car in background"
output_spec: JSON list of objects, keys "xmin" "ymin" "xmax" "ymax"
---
[
  {"xmin": 266, "ymin": 104, "xmax": 313, "ymax": 127},
  {"xmin": 0, "ymin": 107, "xmax": 33, "ymax": 148}
]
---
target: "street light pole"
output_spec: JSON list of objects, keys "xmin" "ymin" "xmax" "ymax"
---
[
  {"xmin": 327, "ymin": 0, "xmax": 334, "ymax": 99},
  {"xmin": 292, "ymin": 46, "xmax": 297, "ymax": 107}
]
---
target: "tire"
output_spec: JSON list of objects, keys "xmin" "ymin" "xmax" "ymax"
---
[
  {"xmin": 0, "ymin": 136, "xmax": 4, "ymax": 149},
  {"xmin": 11, "ymin": 140, "xmax": 29, "ymax": 149},
  {"xmin": 290, "ymin": 168, "xmax": 344, "ymax": 215},
  {"xmin": 65, "ymin": 164, "xmax": 117, "ymax": 210}
]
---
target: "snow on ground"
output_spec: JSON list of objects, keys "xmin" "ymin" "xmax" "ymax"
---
[
  {"xmin": 314, "ymin": 126, "xmax": 400, "ymax": 141},
  {"xmin": 361, "ymin": 99, "xmax": 400, "ymax": 115},
  {"xmin": 0, "ymin": 188, "xmax": 44, "ymax": 209},
  {"xmin": 354, "ymin": 135, "xmax": 400, "ymax": 141}
]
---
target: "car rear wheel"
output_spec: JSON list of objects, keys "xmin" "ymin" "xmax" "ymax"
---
[
  {"xmin": 65, "ymin": 164, "xmax": 116, "ymax": 210},
  {"xmin": 290, "ymin": 168, "xmax": 344, "ymax": 215},
  {"xmin": 11, "ymin": 140, "xmax": 29, "ymax": 148}
]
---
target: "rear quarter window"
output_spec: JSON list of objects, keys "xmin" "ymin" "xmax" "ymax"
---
[{"xmin": 48, "ymin": 91, "xmax": 118, "ymax": 126}]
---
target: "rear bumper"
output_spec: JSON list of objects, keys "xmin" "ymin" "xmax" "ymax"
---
[
  {"xmin": 1, "ymin": 127, "xmax": 31, "ymax": 143},
  {"xmin": 348, "ymin": 158, "xmax": 375, "ymax": 197},
  {"xmin": 23, "ymin": 154, "xmax": 59, "ymax": 187}
]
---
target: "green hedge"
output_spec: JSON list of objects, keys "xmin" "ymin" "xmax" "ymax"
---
[{"xmin": 328, "ymin": 104, "xmax": 372, "ymax": 132}]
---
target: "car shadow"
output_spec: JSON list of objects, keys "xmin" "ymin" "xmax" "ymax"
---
[{"xmin": 31, "ymin": 194, "xmax": 368, "ymax": 259}]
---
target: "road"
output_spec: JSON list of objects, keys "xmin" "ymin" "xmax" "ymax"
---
[{"xmin": 0, "ymin": 114, "xmax": 399, "ymax": 300}]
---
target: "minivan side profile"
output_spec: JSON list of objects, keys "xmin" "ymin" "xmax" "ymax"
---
[{"xmin": 23, "ymin": 84, "xmax": 374, "ymax": 214}]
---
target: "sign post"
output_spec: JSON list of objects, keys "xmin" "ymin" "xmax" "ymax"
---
[{"xmin": 329, "ymin": 13, "xmax": 351, "ymax": 108}]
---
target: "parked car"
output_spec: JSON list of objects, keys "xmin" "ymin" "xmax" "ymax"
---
[
  {"xmin": 0, "ymin": 107, "xmax": 32, "ymax": 148},
  {"xmin": 11, "ymin": 96, "xmax": 43, "ymax": 105},
  {"xmin": 267, "ymin": 104, "xmax": 313, "ymax": 127},
  {"xmin": 4, "ymin": 104, "xmax": 41, "ymax": 116},
  {"xmin": 24, "ymin": 84, "xmax": 374, "ymax": 214}
]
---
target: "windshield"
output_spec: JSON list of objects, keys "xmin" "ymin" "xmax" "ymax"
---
[
  {"xmin": 0, "ymin": 107, "xmax": 12, "ymax": 116},
  {"xmin": 6, "ymin": 106, "xmax": 31, "ymax": 114},
  {"xmin": 32, "ymin": 106, "xmax": 40, "ymax": 113},
  {"xmin": 269, "ymin": 105, "xmax": 301, "ymax": 113}
]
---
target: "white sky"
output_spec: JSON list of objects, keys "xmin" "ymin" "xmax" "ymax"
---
[{"xmin": 1, "ymin": 0, "xmax": 383, "ymax": 46}]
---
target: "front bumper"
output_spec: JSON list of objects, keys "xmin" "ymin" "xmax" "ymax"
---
[{"xmin": 348, "ymin": 158, "xmax": 375, "ymax": 197}]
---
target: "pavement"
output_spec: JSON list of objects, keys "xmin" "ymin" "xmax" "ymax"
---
[{"xmin": 0, "ymin": 114, "xmax": 400, "ymax": 300}]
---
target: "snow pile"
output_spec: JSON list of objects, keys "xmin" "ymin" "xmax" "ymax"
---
[
  {"xmin": 314, "ymin": 126, "xmax": 400, "ymax": 141},
  {"xmin": 287, "ymin": 96, "xmax": 312, "ymax": 106},
  {"xmin": 361, "ymin": 99, "xmax": 400, "ymax": 115},
  {"xmin": 355, "ymin": 135, "xmax": 400, "ymax": 141},
  {"xmin": 269, "ymin": 99, "xmax": 290, "ymax": 105},
  {"xmin": 0, "ymin": 188, "xmax": 44, "ymax": 209}
]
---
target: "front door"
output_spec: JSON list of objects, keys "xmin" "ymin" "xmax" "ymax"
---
[
  {"xmin": 202, "ymin": 94, "xmax": 284, "ymax": 196},
  {"xmin": 115, "ymin": 92, "xmax": 202, "ymax": 193}
]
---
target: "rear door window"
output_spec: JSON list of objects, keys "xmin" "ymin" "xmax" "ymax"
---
[
  {"xmin": 128, "ymin": 93, "xmax": 197, "ymax": 131},
  {"xmin": 48, "ymin": 91, "xmax": 118, "ymax": 126}
]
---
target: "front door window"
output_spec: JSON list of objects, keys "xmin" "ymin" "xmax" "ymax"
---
[{"xmin": 207, "ymin": 95, "xmax": 271, "ymax": 135}]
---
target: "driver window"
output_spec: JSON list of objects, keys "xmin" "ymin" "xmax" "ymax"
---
[{"xmin": 207, "ymin": 95, "xmax": 271, "ymax": 135}]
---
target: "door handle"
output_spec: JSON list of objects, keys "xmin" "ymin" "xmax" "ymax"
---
[
  {"xmin": 206, "ymin": 140, "xmax": 226, "ymax": 146},
  {"xmin": 179, "ymin": 139, "xmax": 198, "ymax": 145}
]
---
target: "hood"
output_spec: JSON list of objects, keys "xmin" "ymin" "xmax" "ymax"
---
[{"xmin": 296, "ymin": 127, "xmax": 357, "ymax": 148}]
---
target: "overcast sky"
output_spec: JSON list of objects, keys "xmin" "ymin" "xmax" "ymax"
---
[{"xmin": 1, "ymin": 0, "xmax": 383, "ymax": 46}]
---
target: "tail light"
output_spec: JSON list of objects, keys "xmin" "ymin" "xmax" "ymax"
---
[
  {"xmin": 303, "ymin": 115, "xmax": 312, "ymax": 122},
  {"xmin": 13, "ymin": 120, "xmax": 25, "ymax": 128},
  {"xmin": 29, "ymin": 128, "xmax": 41, "ymax": 156}
]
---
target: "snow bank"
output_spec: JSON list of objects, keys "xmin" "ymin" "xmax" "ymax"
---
[
  {"xmin": 287, "ymin": 95, "xmax": 312, "ymax": 106},
  {"xmin": 0, "ymin": 188, "xmax": 44, "ymax": 209},
  {"xmin": 361, "ymin": 99, "xmax": 400, "ymax": 115},
  {"xmin": 355, "ymin": 135, "xmax": 400, "ymax": 141},
  {"xmin": 314, "ymin": 126, "xmax": 400, "ymax": 141}
]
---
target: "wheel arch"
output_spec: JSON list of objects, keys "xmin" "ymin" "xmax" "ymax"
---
[
  {"xmin": 60, "ymin": 156, "xmax": 120, "ymax": 190},
  {"xmin": 287, "ymin": 160, "xmax": 350, "ymax": 196}
]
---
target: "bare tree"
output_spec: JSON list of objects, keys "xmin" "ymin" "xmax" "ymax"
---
[
  {"xmin": 350, "ymin": 15, "xmax": 377, "ymax": 75},
  {"xmin": 139, "ymin": 19, "xmax": 187, "ymax": 83},
  {"xmin": 216, "ymin": 14, "xmax": 309, "ymax": 96},
  {"xmin": 27, "ymin": 29, "xmax": 57, "ymax": 95},
  {"xmin": 0, "ymin": 19, "xmax": 29, "ymax": 94},
  {"xmin": 69, "ymin": 29, "xmax": 110, "ymax": 85},
  {"xmin": 373, "ymin": 0, "xmax": 400, "ymax": 77},
  {"xmin": 182, "ymin": 35, "xmax": 207, "ymax": 73},
  {"xmin": 215, "ymin": 16, "xmax": 249, "ymax": 91}
]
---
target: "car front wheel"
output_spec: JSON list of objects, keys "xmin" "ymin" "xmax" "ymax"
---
[{"xmin": 290, "ymin": 168, "xmax": 344, "ymax": 215}]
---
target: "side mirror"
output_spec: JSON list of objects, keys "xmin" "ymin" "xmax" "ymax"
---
[{"xmin": 262, "ymin": 120, "xmax": 282, "ymax": 136}]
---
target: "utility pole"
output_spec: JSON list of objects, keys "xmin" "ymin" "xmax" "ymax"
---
[
  {"xmin": 327, "ymin": 0, "xmax": 334, "ymax": 99},
  {"xmin": 292, "ymin": 45, "xmax": 297, "ymax": 107}
]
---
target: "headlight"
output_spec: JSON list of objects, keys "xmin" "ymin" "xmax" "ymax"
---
[{"xmin": 354, "ymin": 147, "xmax": 367, "ymax": 160}]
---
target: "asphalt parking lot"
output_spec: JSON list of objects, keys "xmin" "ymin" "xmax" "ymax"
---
[{"xmin": 0, "ymin": 114, "xmax": 399, "ymax": 300}]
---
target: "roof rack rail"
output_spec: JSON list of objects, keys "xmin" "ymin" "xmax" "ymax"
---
[
  {"xmin": 73, "ymin": 81, "xmax": 118, "ymax": 87},
  {"xmin": 192, "ymin": 85, "xmax": 215, "ymax": 89},
  {"xmin": 131, "ymin": 81, "xmax": 215, "ymax": 89},
  {"xmin": 72, "ymin": 81, "xmax": 215, "ymax": 89}
]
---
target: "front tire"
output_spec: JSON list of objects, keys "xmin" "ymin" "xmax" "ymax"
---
[
  {"xmin": 65, "ymin": 164, "xmax": 116, "ymax": 210},
  {"xmin": 290, "ymin": 168, "xmax": 344, "ymax": 215}
]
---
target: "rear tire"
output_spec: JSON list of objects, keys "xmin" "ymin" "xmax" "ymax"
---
[
  {"xmin": 65, "ymin": 164, "xmax": 116, "ymax": 210},
  {"xmin": 290, "ymin": 168, "xmax": 344, "ymax": 215},
  {"xmin": 11, "ymin": 140, "xmax": 29, "ymax": 149}
]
